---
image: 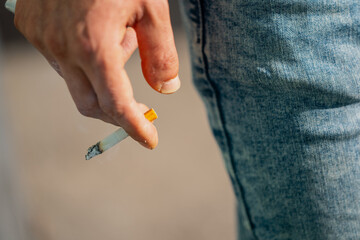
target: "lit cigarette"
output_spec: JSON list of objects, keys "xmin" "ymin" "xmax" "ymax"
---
[{"xmin": 85, "ymin": 108, "xmax": 158, "ymax": 160}]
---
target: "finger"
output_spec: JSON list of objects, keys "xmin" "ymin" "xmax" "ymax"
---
[
  {"xmin": 137, "ymin": 103, "xmax": 150, "ymax": 114},
  {"xmin": 58, "ymin": 62, "xmax": 119, "ymax": 125},
  {"xmin": 135, "ymin": 0, "xmax": 180, "ymax": 94},
  {"xmin": 80, "ymin": 38, "xmax": 158, "ymax": 149},
  {"xmin": 74, "ymin": 11, "xmax": 158, "ymax": 149},
  {"xmin": 121, "ymin": 27, "xmax": 138, "ymax": 62},
  {"xmin": 98, "ymin": 66, "xmax": 158, "ymax": 149}
]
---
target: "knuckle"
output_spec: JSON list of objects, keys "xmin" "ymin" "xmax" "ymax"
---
[
  {"xmin": 74, "ymin": 22, "xmax": 106, "ymax": 62},
  {"xmin": 99, "ymin": 98, "xmax": 129, "ymax": 120},
  {"xmin": 73, "ymin": 22, "xmax": 122, "ymax": 67},
  {"xmin": 93, "ymin": 49, "xmax": 121, "ymax": 74},
  {"xmin": 153, "ymin": 51, "xmax": 178, "ymax": 72},
  {"xmin": 74, "ymin": 32, "xmax": 94, "ymax": 59}
]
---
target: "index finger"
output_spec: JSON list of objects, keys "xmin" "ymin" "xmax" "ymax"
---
[{"xmin": 76, "ymin": 21, "xmax": 158, "ymax": 149}]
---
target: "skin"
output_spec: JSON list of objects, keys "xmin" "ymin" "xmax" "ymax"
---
[{"xmin": 13, "ymin": 0, "xmax": 180, "ymax": 149}]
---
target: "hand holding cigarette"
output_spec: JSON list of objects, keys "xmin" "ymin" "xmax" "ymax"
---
[{"xmin": 10, "ymin": 0, "xmax": 180, "ymax": 149}]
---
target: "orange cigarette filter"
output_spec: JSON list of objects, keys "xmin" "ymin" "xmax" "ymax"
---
[{"xmin": 144, "ymin": 108, "xmax": 158, "ymax": 122}]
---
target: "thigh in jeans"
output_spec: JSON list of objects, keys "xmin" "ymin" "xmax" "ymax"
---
[{"xmin": 181, "ymin": 0, "xmax": 360, "ymax": 239}]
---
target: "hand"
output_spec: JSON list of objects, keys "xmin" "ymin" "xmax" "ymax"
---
[{"xmin": 13, "ymin": 0, "xmax": 180, "ymax": 149}]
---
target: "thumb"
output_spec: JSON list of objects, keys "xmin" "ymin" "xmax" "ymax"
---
[{"xmin": 135, "ymin": 0, "xmax": 180, "ymax": 94}]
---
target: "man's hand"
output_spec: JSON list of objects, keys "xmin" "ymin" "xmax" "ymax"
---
[{"xmin": 13, "ymin": 0, "xmax": 180, "ymax": 149}]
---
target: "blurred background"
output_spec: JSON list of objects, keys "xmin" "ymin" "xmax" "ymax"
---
[{"xmin": 0, "ymin": 1, "xmax": 236, "ymax": 239}]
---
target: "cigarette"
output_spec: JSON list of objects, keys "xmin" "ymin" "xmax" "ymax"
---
[{"xmin": 85, "ymin": 108, "xmax": 158, "ymax": 160}]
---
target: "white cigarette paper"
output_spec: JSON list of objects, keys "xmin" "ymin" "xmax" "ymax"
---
[{"xmin": 85, "ymin": 128, "xmax": 129, "ymax": 160}]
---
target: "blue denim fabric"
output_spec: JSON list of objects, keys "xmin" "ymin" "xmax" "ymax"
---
[{"xmin": 180, "ymin": 0, "xmax": 360, "ymax": 239}]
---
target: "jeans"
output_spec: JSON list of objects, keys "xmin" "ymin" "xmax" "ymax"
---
[{"xmin": 180, "ymin": 0, "xmax": 360, "ymax": 239}]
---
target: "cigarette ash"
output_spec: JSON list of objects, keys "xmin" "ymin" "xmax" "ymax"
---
[{"xmin": 85, "ymin": 142, "xmax": 103, "ymax": 160}]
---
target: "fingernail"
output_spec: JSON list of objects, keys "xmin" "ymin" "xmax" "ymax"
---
[{"xmin": 160, "ymin": 75, "xmax": 181, "ymax": 94}]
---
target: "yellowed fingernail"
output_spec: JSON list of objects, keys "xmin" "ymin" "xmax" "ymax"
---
[{"xmin": 160, "ymin": 75, "xmax": 181, "ymax": 94}]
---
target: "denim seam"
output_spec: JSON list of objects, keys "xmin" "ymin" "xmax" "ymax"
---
[{"xmin": 197, "ymin": 1, "xmax": 258, "ymax": 239}]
